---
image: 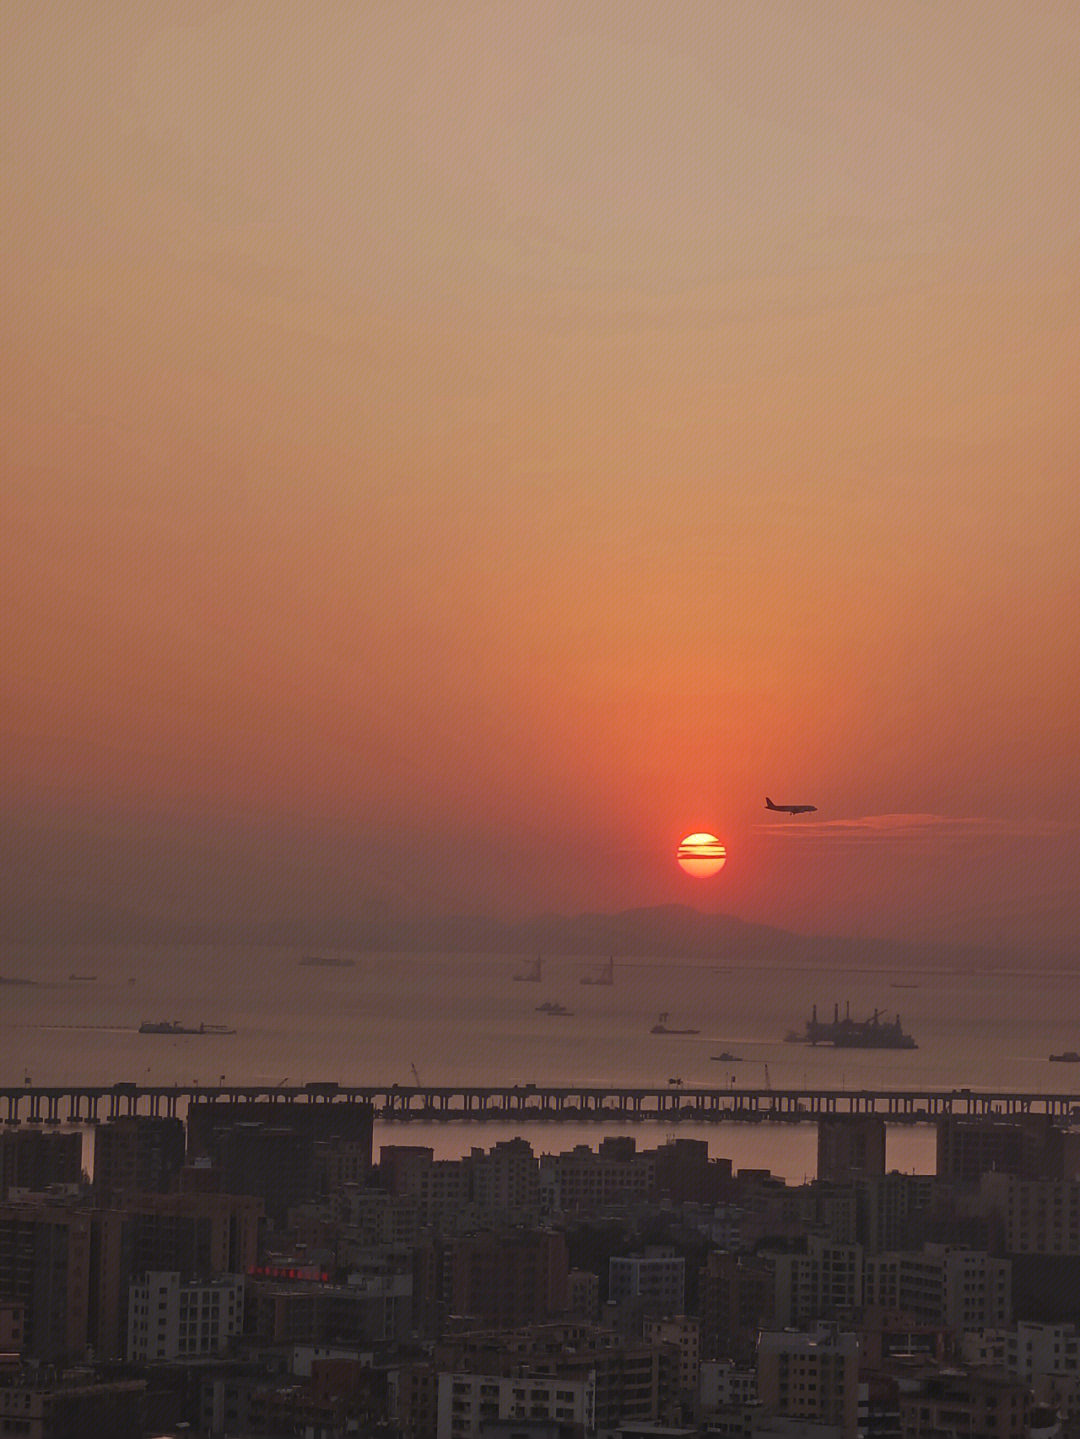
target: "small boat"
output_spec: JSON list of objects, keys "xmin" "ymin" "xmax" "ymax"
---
[
  {"xmin": 536, "ymin": 1000, "xmax": 572, "ymax": 1016},
  {"xmin": 651, "ymin": 1012, "xmax": 700, "ymax": 1035},
  {"xmin": 711, "ymin": 1051, "xmax": 741, "ymax": 1062},
  {"xmin": 1049, "ymin": 1051, "xmax": 1080, "ymax": 1063},
  {"xmin": 69, "ymin": 973, "xmax": 97, "ymax": 982},
  {"xmin": 139, "ymin": 1021, "xmax": 237, "ymax": 1036}
]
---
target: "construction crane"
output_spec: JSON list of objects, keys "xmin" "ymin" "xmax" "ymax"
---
[{"xmin": 410, "ymin": 1063, "xmax": 422, "ymax": 1088}]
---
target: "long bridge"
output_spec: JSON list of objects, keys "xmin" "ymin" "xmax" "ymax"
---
[{"xmin": 2, "ymin": 1081, "xmax": 1079, "ymax": 1126}]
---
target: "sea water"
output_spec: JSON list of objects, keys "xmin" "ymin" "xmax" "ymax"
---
[{"xmin": 2, "ymin": 943, "xmax": 1076, "ymax": 1182}]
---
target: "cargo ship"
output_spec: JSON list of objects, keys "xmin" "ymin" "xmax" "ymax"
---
[
  {"xmin": 139, "ymin": 1021, "xmax": 237, "ymax": 1036},
  {"xmin": 785, "ymin": 1002, "xmax": 917, "ymax": 1050},
  {"xmin": 581, "ymin": 956, "xmax": 614, "ymax": 985},
  {"xmin": 536, "ymin": 1001, "xmax": 572, "ymax": 1016},
  {"xmin": 651, "ymin": 1012, "xmax": 700, "ymax": 1035}
]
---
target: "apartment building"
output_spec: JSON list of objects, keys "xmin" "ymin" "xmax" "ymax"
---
[
  {"xmin": 980, "ymin": 1171, "xmax": 1080, "ymax": 1253},
  {"xmin": 609, "ymin": 1248, "xmax": 686, "ymax": 1317},
  {"xmin": 126, "ymin": 1269, "xmax": 243, "ymax": 1361},
  {"xmin": 864, "ymin": 1244, "xmax": 1011, "ymax": 1332},
  {"xmin": 437, "ymin": 1369, "xmax": 595, "ymax": 1439},
  {"xmin": 756, "ymin": 1324, "xmax": 859, "ymax": 1439}
]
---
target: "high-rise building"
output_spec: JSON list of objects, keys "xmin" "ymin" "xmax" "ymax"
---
[
  {"xmin": 818, "ymin": 1115, "xmax": 887, "ymax": 1181},
  {"xmin": 854, "ymin": 1172, "xmax": 936, "ymax": 1253},
  {"xmin": 864, "ymin": 1243, "xmax": 1011, "ymax": 1331},
  {"xmin": 937, "ymin": 1115, "xmax": 1066, "ymax": 1186},
  {"xmin": 645, "ymin": 1314, "xmax": 700, "ymax": 1401},
  {"xmin": 698, "ymin": 1250, "xmax": 774, "ymax": 1366},
  {"xmin": 213, "ymin": 1124, "xmax": 312, "ymax": 1226},
  {"xmin": 120, "ymin": 1190, "xmax": 264, "ymax": 1276},
  {"xmin": 761, "ymin": 1235, "xmax": 863, "ymax": 1328},
  {"xmin": 980, "ymin": 1171, "xmax": 1080, "ymax": 1254},
  {"xmin": 188, "ymin": 1097, "xmax": 373, "ymax": 1163},
  {"xmin": 650, "ymin": 1139, "xmax": 730, "ymax": 1205},
  {"xmin": 0, "ymin": 1129, "xmax": 83, "ymax": 1200},
  {"xmin": 93, "ymin": 1117, "xmax": 185, "ymax": 1207},
  {"xmin": 541, "ymin": 1138, "xmax": 652, "ymax": 1213},
  {"xmin": 448, "ymin": 1229, "xmax": 569, "ymax": 1328},
  {"xmin": 469, "ymin": 1138, "xmax": 539, "ymax": 1219},
  {"xmin": 0, "ymin": 1203, "xmax": 92, "ymax": 1362}
]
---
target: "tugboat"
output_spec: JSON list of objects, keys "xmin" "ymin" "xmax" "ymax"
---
[
  {"xmin": 1049, "ymin": 1050, "xmax": 1080, "ymax": 1063},
  {"xmin": 651, "ymin": 1012, "xmax": 700, "ymax": 1035},
  {"xmin": 786, "ymin": 1002, "xmax": 917, "ymax": 1050},
  {"xmin": 536, "ymin": 1000, "xmax": 572, "ymax": 1016}
]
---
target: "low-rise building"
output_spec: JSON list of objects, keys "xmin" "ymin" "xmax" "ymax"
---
[
  {"xmin": 126, "ymin": 1269, "xmax": 243, "ymax": 1362},
  {"xmin": 0, "ymin": 1375, "xmax": 146, "ymax": 1439},
  {"xmin": 700, "ymin": 1358, "xmax": 757, "ymax": 1413},
  {"xmin": 437, "ymin": 1369, "xmax": 595, "ymax": 1439},
  {"xmin": 609, "ymin": 1248, "xmax": 686, "ymax": 1318},
  {"xmin": 896, "ymin": 1365, "xmax": 1029, "ymax": 1439},
  {"xmin": 756, "ymin": 1324, "xmax": 859, "ymax": 1439},
  {"xmin": 645, "ymin": 1315, "xmax": 700, "ymax": 1404}
]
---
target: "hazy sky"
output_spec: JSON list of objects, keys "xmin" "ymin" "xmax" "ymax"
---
[{"xmin": 4, "ymin": 2, "xmax": 1079, "ymax": 952}]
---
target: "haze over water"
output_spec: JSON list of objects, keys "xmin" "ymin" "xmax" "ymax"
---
[{"xmin": 7, "ymin": 942, "xmax": 1080, "ymax": 1181}]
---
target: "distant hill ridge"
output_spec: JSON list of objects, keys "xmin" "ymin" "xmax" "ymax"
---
[
  {"xmin": 242, "ymin": 903, "xmax": 998, "ymax": 971},
  {"xmin": 1, "ymin": 896, "xmax": 1017, "ymax": 971}
]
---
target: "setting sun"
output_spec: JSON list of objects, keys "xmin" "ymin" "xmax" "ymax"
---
[{"xmin": 677, "ymin": 833, "xmax": 727, "ymax": 878}]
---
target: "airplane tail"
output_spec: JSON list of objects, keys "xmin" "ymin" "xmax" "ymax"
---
[{"xmin": 765, "ymin": 797, "xmax": 776, "ymax": 809}]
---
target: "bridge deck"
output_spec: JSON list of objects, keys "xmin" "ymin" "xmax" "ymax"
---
[{"xmin": 2, "ymin": 1082, "xmax": 1079, "ymax": 1125}]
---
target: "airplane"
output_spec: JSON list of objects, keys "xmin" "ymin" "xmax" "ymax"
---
[{"xmin": 766, "ymin": 796, "xmax": 817, "ymax": 815}]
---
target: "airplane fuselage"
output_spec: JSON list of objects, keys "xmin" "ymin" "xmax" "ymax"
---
[{"xmin": 765, "ymin": 797, "xmax": 817, "ymax": 815}]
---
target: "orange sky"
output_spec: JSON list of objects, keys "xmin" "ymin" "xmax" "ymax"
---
[{"xmin": 3, "ymin": 2, "xmax": 1079, "ymax": 952}]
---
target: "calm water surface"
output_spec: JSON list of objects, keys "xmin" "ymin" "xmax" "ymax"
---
[{"xmin": 3, "ymin": 944, "xmax": 1078, "ymax": 1181}]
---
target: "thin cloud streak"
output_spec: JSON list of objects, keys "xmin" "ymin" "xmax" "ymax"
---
[{"xmin": 755, "ymin": 813, "xmax": 1080, "ymax": 844}]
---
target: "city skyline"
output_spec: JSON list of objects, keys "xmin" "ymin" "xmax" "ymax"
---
[{"xmin": 3, "ymin": 2, "xmax": 1079, "ymax": 957}]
